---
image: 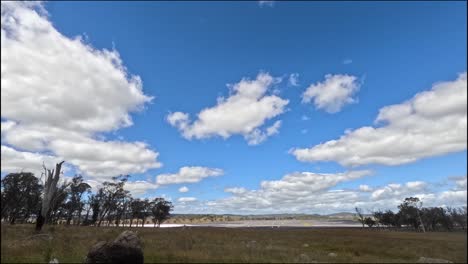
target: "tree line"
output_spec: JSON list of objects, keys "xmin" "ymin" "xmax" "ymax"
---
[
  {"xmin": 355, "ymin": 197, "xmax": 467, "ymax": 232},
  {"xmin": 2, "ymin": 162, "xmax": 466, "ymax": 233},
  {"xmin": 1, "ymin": 167, "xmax": 173, "ymax": 231}
]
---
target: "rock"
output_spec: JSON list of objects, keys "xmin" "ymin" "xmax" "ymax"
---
[
  {"xmin": 85, "ymin": 231, "xmax": 143, "ymax": 264},
  {"xmin": 417, "ymin": 257, "xmax": 453, "ymax": 263},
  {"xmin": 113, "ymin": 230, "xmax": 141, "ymax": 249},
  {"xmin": 87, "ymin": 241, "xmax": 108, "ymax": 254},
  {"xmin": 302, "ymin": 243, "xmax": 309, "ymax": 248},
  {"xmin": 328, "ymin": 252, "xmax": 337, "ymax": 257},
  {"xmin": 48, "ymin": 258, "xmax": 59, "ymax": 264}
]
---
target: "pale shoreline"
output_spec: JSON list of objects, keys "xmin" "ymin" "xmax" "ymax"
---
[{"xmin": 138, "ymin": 220, "xmax": 362, "ymax": 228}]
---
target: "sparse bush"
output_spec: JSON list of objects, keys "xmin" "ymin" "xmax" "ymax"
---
[{"xmin": 364, "ymin": 217, "xmax": 376, "ymax": 228}]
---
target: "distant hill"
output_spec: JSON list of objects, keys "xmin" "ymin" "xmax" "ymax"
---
[
  {"xmin": 165, "ymin": 212, "xmax": 361, "ymax": 224},
  {"xmin": 325, "ymin": 212, "xmax": 358, "ymax": 220}
]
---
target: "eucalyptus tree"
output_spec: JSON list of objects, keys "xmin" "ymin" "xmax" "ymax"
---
[
  {"xmin": 65, "ymin": 175, "xmax": 91, "ymax": 225},
  {"xmin": 96, "ymin": 175, "xmax": 129, "ymax": 227},
  {"xmin": 398, "ymin": 197, "xmax": 425, "ymax": 232},
  {"xmin": 151, "ymin": 198, "xmax": 173, "ymax": 227},
  {"xmin": 1, "ymin": 172, "xmax": 42, "ymax": 224},
  {"xmin": 129, "ymin": 198, "xmax": 146, "ymax": 227}
]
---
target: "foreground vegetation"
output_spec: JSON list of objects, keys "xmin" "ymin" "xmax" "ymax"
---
[{"xmin": 1, "ymin": 224, "xmax": 466, "ymax": 263}]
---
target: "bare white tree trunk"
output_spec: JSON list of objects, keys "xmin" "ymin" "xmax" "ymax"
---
[
  {"xmin": 417, "ymin": 209, "xmax": 426, "ymax": 233},
  {"xmin": 36, "ymin": 161, "xmax": 64, "ymax": 231}
]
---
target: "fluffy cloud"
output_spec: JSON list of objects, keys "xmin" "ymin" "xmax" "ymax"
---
[
  {"xmin": 81, "ymin": 178, "xmax": 159, "ymax": 196},
  {"xmin": 359, "ymin": 184, "xmax": 372, "ymax": 192},
  {"xmin": 0, "ymin": 2, "xmax": 161, "ymax": 178},
  {"xmin": 368, "ymin": 180, "xmax": 466, "ymax": 209},
  {"xmin": 1, "ymin": 2, "xmax": 151, "ymax": 133},
  {"xmin": 124, "ymin": 180, "xmax": 159, "ymax": 196},
  {"xmin": 452, "ymin": 176, "xmax": 467, "ymax": 189},
  {"xmin": 178, "ymin": 186, "xmax": 189, "ymax": 193},
  {"xmin": 167, "ymin": 73, "xmax": 288, "ymax": 145},
  {"xmin": 224, "ymin": 187, "xmax": 248, "ymax": 195},
  {"xmin": 259, "ymin": 170, "xmax": 372, "ymax": 195},
  {"xmin": 288, "ymin": 73, "xmax": 299, "ymax": 86},
  {"xmin": 302, "ymin": 74, "xmax": 360, "ymax": 113},
  {"xmin": 437, "ymin": 176, "xmax": 467, "ymax": 206},
  {"xmin": 174, "ymin": 175, "xmax": 466, "ymax": 214},
  {"xmin": 438, "ymin": 190, "xmax": 467, "ymax": 205},
  {"xmin": 186, "ymin": 170, "xmax": 372, "ymax": 214},
  {"xmin": 156, "ymin": 166, "xmax": 223, "ymax": 185},
  {"xmin": 244, "ymin": 120, "xmax": 282, "ymax": 145},
  {"xmin": 292, "ymin": 72, "xmax": 467, "ymax": 166},
  {"xmin": 370, "ymin": 181, "xmax": 427, "ymax": 200},
  {"xmin": 49, "ymin": 138, "xmax": 161, "ymax": 177},
  {"xmin": 1, "ymin": 145, "xmax": 67, "ymax": 178},
  {"xmin": 178, "ymin": 197, "xmax": 197, "ymax": 202}
]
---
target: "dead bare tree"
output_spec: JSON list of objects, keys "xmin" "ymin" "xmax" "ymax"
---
[
  {"xmin": 35, "ymin": 161, "xmax": 65, "ymax": 232},
  {"xmin": 355, "ymin": 207, "xmax": 365, "ymax": 228}
]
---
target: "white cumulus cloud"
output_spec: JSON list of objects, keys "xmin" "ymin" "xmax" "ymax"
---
[
  {"xmin": 179, "ymin": 186, "xmax": 189, "ymax": 193},
  {"xmin": 178, "ymin": 197, "xmax": 197, "ymax": 202},
  {"xmin": 453, "ymin": 176, "xmax": 467, "ymax": 189},
  {"xmin": 167, "ymin": 73, "xmax": 288, "ymax": 145},
  {"xmin": 0, "ymin": 2, "xmax": 161, "ymax": 179},
  {"xmin": 174, "ymin": 175, "xmax": 466, "ymax": 214},
  {"xmin": 124, "ymin": 180, "xmax": 159, "ymax": 196},
  {"xmin": 156, "ymin": 166, "xmax": 224, "ymax": 185},
  {"xmin": 191, "ymin": 170, "xmax": 372, "ymax": 214},
  {"xmin": 359, "ymin": 185, "xmax": 372, "ymax": 192},
  {"xmin": 370, "ymin": 182, "xmax": 427, "ymax": 201},
  {"xmin": 244, "ymin": 120, "xmax": 282, "ymax": 145},
  {"xmin": 288, "ymin": 73, "xmax": 299, "ymax": 86},
  {"xmin": 302, "ymin": 74, "xmax": 360, "ymax": 113},
  {"xmin": 224, "ymin": 187, "xmax": 248, "ymax": 195},
  {"xmin": 1, "ymin": 145, "xmax": 68, "ymax": 178},
  {"xmin": 292, "ymin": 72, "xmax": 467, "ymax": 166}
]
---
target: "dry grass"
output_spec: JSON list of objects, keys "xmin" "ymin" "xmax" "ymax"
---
[{"xmin": 1, "ymin": 224, "xmax": 466, "ymax": 263}]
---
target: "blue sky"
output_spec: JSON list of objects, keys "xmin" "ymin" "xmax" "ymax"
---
[{"xmin": 1, "ymin": 1, "xmax": 466, "ymax": 214}]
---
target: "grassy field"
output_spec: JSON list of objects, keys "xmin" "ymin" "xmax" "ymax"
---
[{"xmin": 1, "ymin": 224, "xmax": 466, "ymax": 263}]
